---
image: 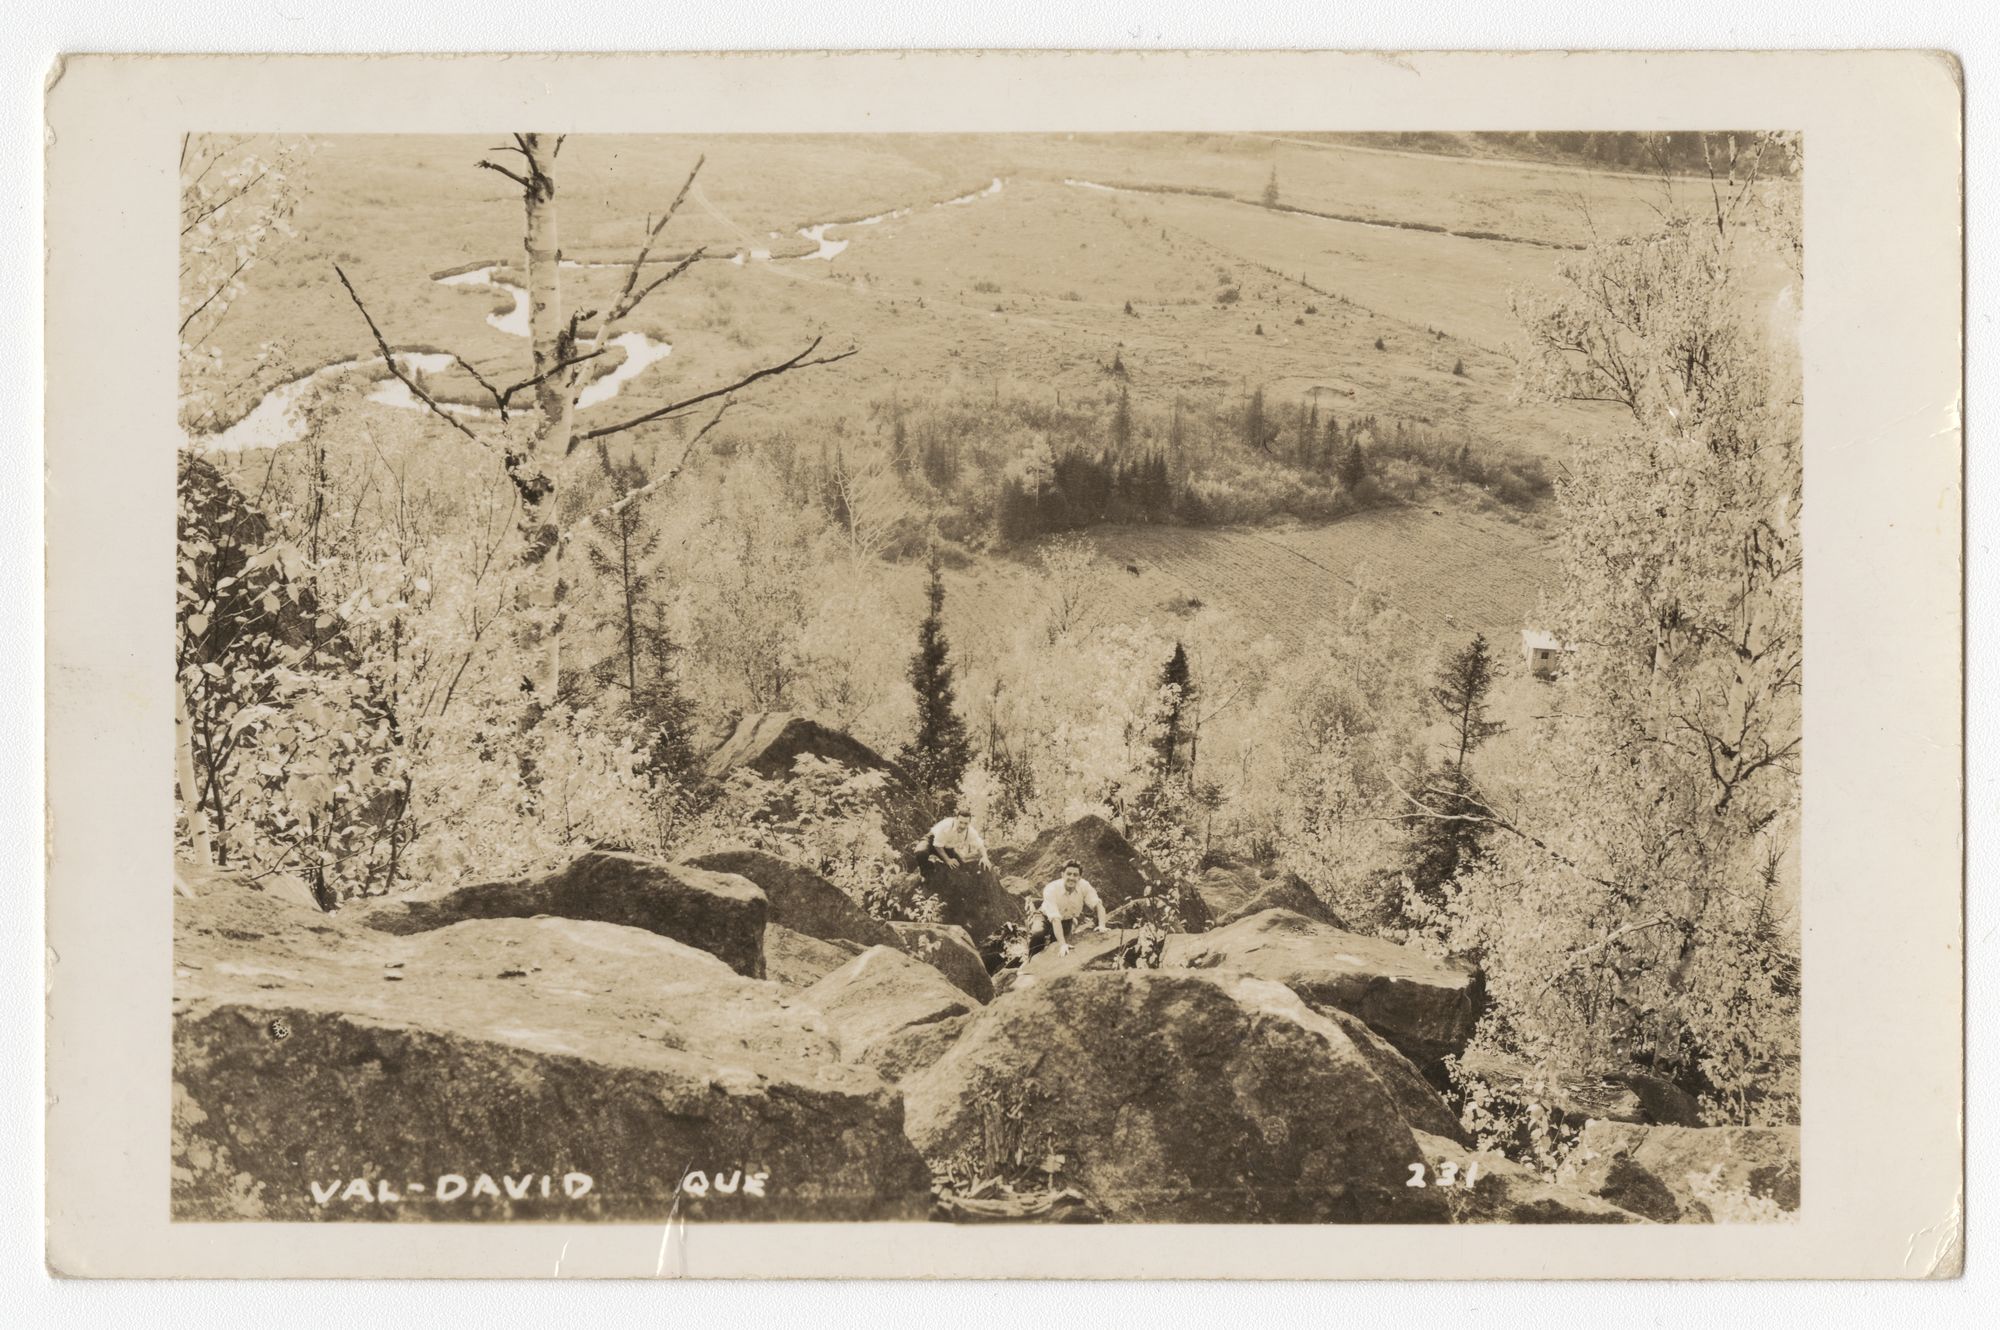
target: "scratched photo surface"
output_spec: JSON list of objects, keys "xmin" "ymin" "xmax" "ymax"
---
[{"xmin": 172, "ymin": 131, "xmax": 1802, "ymax": 1224}]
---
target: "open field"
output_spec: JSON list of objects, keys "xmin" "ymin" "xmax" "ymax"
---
[
  {"xmin": 892, "ymin": 507, "xmax": 1554, "ymax": 673},
  {"xmin": 213, "ymin": 134, "xmax": 1737, "ymax": 469}
]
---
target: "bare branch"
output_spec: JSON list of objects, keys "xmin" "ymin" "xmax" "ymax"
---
[
  {"xmin": 332, "ymin": 264, "xmax": 482, "ymax": 444},
  {"xmin": 498, "ymin": 349, "xmax": 608, "ymax": 414},
  {"xmin": 616, "ymin": 248, "xmax": 707, "ymax": 326},
  {"xmin": 477, "ymin": 159, "xmax": 532, "ymax": 191},
  {"xmin": 566, "ymin": 401, "xmax": 733, "ymax": 537},
  {"xmin": 605, "ymin": 155, "xmax": 706, "ymax": 327},
  {"xmin": 180, "ymin": 165, "xmax": 272, "ymax": 237},
  {"xmin": 179, "ymin": 254, "xmax": 253, "ymax": 338},
  {"xmin": 576, "ymin": 338, "xmax": 858, "ymax": 447},
  {"xmin": 449, "ymin": 357, "xmax": 507, "ymax": 412}
]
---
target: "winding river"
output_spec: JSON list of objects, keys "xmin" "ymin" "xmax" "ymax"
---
[{"xmin": 196, "ymin": 176, "xmax": 1007, "ymax": 455}]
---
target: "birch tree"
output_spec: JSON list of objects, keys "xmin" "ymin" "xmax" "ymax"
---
[
  {"xmin": 334, "ymin": 135, "xmax": 855, "ymax": 699},
  {"xmin": 1431, "ymin": 134, "xmax": 1802, "ymax": 1121}
]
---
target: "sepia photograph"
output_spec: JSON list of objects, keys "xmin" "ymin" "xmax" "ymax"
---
[{"xmin": 169, "ymin": 125, "xmax": 1806, "ymax": 1227}]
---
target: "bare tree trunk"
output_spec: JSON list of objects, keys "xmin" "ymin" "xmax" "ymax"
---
[
  {"xmin": 175, "ymin": 684, "xmax": 214, "ymax": 866},
  {"xmin": 517, "ymin": 133, "xmax": 570, "ymax": 699}
]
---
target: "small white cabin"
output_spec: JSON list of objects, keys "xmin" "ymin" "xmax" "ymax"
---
[{"xmin": 1521, "ymin": 628, "xmax": 1571, "ymax": 680}]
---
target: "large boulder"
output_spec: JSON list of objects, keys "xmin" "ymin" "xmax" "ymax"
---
[
  {"xmin": 887, "ymin": 921, "xmax": 993, "ymax": 1003},
  {"xmin": 350, "ymin": 851, "xmax": 768, "ymax": 978},
  {"xmin": 1015, "ymin": 927, "xmax": 1134, "ymax": 981},
  {"xmin": 798, "ymin": 947, "xmax": 977, "ymax": 1068},
  {"xmin": 1212, "ymin": 871, "xmax": 1347, "ymax": 931},
  {"xmin": 1559, "ymin": 1122, "xmax": 1800, "ymax": 1223},
  {"xmin": 683, "ymin": 849, "xmax": 902, "ymax": 952},
  {"xmin": 859, "ymin": 1012, "xmax": 975, "ymax": 1084},
  {"xmin": 1320, "ymin": 1007, "xmax": 1463, "ymax": 1141},
  {"xmin": 706, "ymin": 711, "xmax": 932, "ymax": 844},
  {"xmin": 989, "ymin": 815, "xmax": 1162, "ymax": 914},
  {"xmin": 764, "ymin": 925, "xmax": 864, "ymax": 989},
  {"xmin": 1409, "ymin": 1132, "xmax": 1645, "ymax": 1224},
  {"xmin": 901, "ymin": 970, "xmax": 1452, "ymax": 1223},
  {"xmin": 706, "ymin": 710, "xmax": 907, "ymax": 785},
  {"xmin": 1454, "ymin": 1048, "xmax": 1702, "ymax": 1129},
  {"xmin": 1162, "ymin": 909, "xmax": 1481, "ymax": 1068},
  {"xmin": 913, "ymin": 857, "xmax": 1021, "ymax": 943},
  {"xmin": 174, "ymin": 875, "xmax": 930, "ymax": 1221}
]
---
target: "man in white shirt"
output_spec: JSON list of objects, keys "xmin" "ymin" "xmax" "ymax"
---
[
  {"xmin": 922, "ymin": 808, "xmax": 989, "ymax": 870},
  {"xmin": 1031, "ymin": 860, "xmax": 1106, "ymax": 959}
]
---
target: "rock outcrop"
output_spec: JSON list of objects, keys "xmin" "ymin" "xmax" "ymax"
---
[
  {"xmin": 989, "ymin": 815, "xmax": 1162, "ymax": 914},
  {"xmin": 1320, "ymin": 1007, "xmax": 1464, "ymax": 1141},
  {"xmin": 350, "ymin": 850, "xmax": 769, "ymax": 978},
  {"xmin": 1454, "ymin": 1048, "xmax": 1702, "ymax": 1129},
  {"xmin": 1558, "ymin": 1122, "xmax": 1800, "ymax": 1223},
  {"xmin": 901, "ymin": 970, "xmax": 1453, "ymax": 1223},
  {"xmin": 1211, "ymin": 871, "xmax": 1347, "ymax": 931},
  {"xmin": 706, "ymin": 710, "xmax": 907, "ymax": 786},
  {"xmin": 887, "ymin": 921, "xmax": 993, "ymax": 1003},
  {"xmin": 912, "ymin": 857, "xmax": 1021, "ymax": 943},
  {"xmin": 1409, "ymin": 1132, "xmax": 1645, "ymax": 1224},
  {"xmin": 764, "ymin": 925, "xmax": 865, "ymax": 989},
  {"xmin": 860, "ymin": 1012, "xmax": 975, "ymax": 1084},
  {"xmin": 706, "ymin": 711, "xmax": 932, "ymax": 844},
  {"xmin": 799, "ymin": 947, "xmax": 977, "ymax": 1069},
  {"xmin": 683, "ymin": 849, "xmax": 903, "ymax": 952},
  {"xmin": 1163, "ymin": 909, "xmax": 1480, "ymax": 1068},
  {"xmin": 174, "ymin": 875, "xmax": 931, "ymax": 1222}
]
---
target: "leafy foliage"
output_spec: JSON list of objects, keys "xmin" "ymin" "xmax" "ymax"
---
[{"xmin": 1440, "ymin": 142, "xmax": 1801, "ymax": 1122}]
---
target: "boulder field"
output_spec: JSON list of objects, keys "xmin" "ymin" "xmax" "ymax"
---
[
  {"xmin": 175, "ymin": 725, "xmax": 1783, "ymax": 1229},
  {"xmin": 174, "ymin": 871, "xmax": 930, "ymax": 1222},
  {"xmin": 902, "ymin": 970, "xmax": 1454, "ymax": 1223},
  {"xmin": 352, "ymin": 850, "xmax": 768, "ymax": 978}
]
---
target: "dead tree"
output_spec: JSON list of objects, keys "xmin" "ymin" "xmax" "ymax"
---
[{"xmin": 336, "ymin": 134, "xmax": 854, "ymax": 696}]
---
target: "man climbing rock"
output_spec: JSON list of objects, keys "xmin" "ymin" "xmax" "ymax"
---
[
  {"xmin": 1027, "ymin": 860, "xmax": 1106, "ymax": 960},
  {"xmin": 919, "ymin": 807, "xmax": 989, "ymax": 871}
]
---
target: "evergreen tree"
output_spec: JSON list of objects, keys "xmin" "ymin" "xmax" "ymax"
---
[
  {"xmin": 1338, "ymin": 432, "xmax": 1368, "ymax": 490},
  {"xmin": 585, "ymin": 447, "xmax": 663, "ymax": 706},
  {"xmin": 1112, "ymin": 383, "xmax": 1133, "ymax": 450},
  {"xmin": 1243, "ymin": 386, "xmax": 1271, "ymax": 454},
  {"xmin": 1400, "ymin": 761, "xmax": 1488, "ymax": 917},
  {"xmin": 1399, "ymin": 634, "xmax": 1507, "ymax": 918},
  {"xmin": 1154, "ymin": 641, "xmax": 1195, "ymax": 773},
  {"xmin": 899, "ymin": 547, "xmax": 972, "ymax": 804},
  {"xmin": 1432, "ymin": 633, "xmax": 1505, "ymax": 778},
  {"xmin": 1262, "ymin": 164, "xmax": 1280, "ymax": 208}
]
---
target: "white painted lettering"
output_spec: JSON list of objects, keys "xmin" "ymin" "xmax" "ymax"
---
[
  {"xmin": 503, "ymin": 1173, "xmax": 534, "ymax": 1199},
  {"xmin": 743, "ymin": 1170, "xmax": 769, "ymax": 1198},
  {"xmin": 563, "ymin": 1172, "xmax": 594, "ymax": 1199},
  {"xmin": 714, "ymin": 1169, "xmax": 741, "ymax": 1195},
  {"xmin": 471, "ymin": 1173, "xmax": 501, "ymax": 1199},
  {"xmin": 310, "ymin": 1179, "xmax": 341, "ymax": 1205},
  {"xmin": 436, "ymin": 1174, "xmax": 467, "ymax": 1200}
]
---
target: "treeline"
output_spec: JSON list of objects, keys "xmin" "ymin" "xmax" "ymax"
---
[
  {"xmin": 1322, "ymin": 131, "xmax": 1801, "ymax": 180},
  {"xmin": 840, "ymin": 383, "xmax": 1551, "ymax": 546}
]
